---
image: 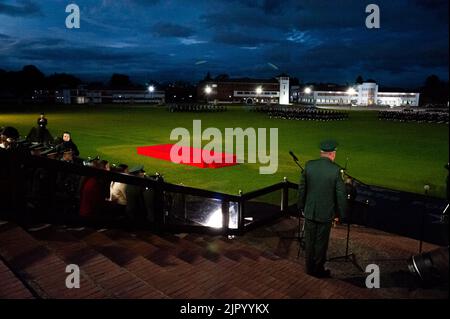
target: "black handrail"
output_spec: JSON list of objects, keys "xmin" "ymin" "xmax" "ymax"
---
[
  {"xmin": 162, "ymin": 182, "xmax": 240, "ymax": 201},
  {"xmin": 240, "ymin": 182, "xmax": 285, "ymax": 200}
]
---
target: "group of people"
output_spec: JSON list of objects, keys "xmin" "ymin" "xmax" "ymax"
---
[
  {"xmin": 1, "ymin": 113, "xmax": 158, "ymax": 229},
  {"xmin": 267, "ymin": 107, "xmax": 348, "ymax": 121},
  {"xmin": 3, "ymin": 112, "xmax": 357, "ymax": 280},
  {"xmin": 378, "ymin": 110, "xmax": 449, "ymax": 124},
  {"xmin": 167, "ymin": 103, "xmax": 227, "ymax": 112}
]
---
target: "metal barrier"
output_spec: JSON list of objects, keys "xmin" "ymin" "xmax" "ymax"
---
[
  {"xmin": 1, "ymin": 149, "xmax": 448, "ymax": 244},
  {"xmin": 0, "ymin": 149, "xmax": 292, "ymax": 235}
]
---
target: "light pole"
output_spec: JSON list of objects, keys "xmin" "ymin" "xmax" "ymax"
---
[
  {"xmin": 256, "ymin": 86, "xmax": 262, "ymax": 103},
  {"xmin": 204, "ymin": 85, "xmax": 212, "ymax": 103},
  {"xmin": 304, "ymin": 87, "xmax": 313, "ymax": 106},
  {"xmin": 347, "ymin": 87, "xmax": 356, "ymax": 109},
  {"xmin": 148, "ymin": 85, "xmax": 155, "ymax": 103}
]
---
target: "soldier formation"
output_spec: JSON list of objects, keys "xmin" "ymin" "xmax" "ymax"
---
[
  {"xmin": 258, "ymin": 106, "xmax": 348, "ymax": 121},
  {"xmin": 378, "ymin": 110, "xmax": 449, "ymax": 124},
  {"xmin": 167, "ymin": 103, "xmax": 227, "ymax": 112}
]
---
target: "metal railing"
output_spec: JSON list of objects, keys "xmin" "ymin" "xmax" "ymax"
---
[{"xmin": 1, "ymin": 149, "xmax": 447, "ymax": 244}]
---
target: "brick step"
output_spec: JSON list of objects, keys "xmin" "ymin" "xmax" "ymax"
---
[
  {"xmin": 131, "ymin": 231, "xmax": 293, "ymax": 298},
  {"xmin": 0, "ymin": 224, "xmax": 109, "ymax": 299},
  {"xmin": 32, "ymin": 226, "xmax": 168, "ymax": 299},
  {"xmin": 187, "ymin": 234, "xmax": 379, "ymax": 299},
  {"xmin": 165, "ymin": 234, "xmax": 313, "ymax": 298},
  {"xmin": 0, "ymin": 258, "xmax": 34, "ymax": 299},
  {"xmin": 68, "ymin": 229, "xmax": 217, "ymax": 298},
  {"xmin": 103, "ymin": 229, "xmax": 284, "ymax": 298}
]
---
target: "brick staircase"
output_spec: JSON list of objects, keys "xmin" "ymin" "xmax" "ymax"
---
[{"xmin": 0, "ymin": 221, "xmax": 380, "ymax": 299}]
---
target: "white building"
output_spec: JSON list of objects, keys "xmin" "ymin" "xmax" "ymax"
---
[
  {"xmin": 298, "ymin": 82, "xmax": 420, "ymax": 107},
  {"xmin": 58, "ymin": 89, "xmax": 165, "ymax": 104},
  {"xmin": 278, "ymin": 76, "xmax": 290, "ymax": 105}
]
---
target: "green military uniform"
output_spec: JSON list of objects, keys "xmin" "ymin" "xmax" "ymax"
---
[{"xmin": 298, "ymin": 140, "xmax": 347, "ymax": 277}]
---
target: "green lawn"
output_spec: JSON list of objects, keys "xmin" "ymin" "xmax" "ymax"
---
[{"xmin": 1, "ymin": 105, "xmax": 448, "ymax": 197}]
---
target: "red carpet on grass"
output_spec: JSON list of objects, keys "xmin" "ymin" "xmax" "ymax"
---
[{"xmin": 137, "ymin": 144, "xmax": 238, "ymax": 168}]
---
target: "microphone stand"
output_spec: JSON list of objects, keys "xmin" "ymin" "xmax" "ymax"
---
[
  {"xmin": 327, "ymin": 177, "xmax": 363, "ymax": 272},
  {"xmin": 281, "ymin": 151, "xmax": 305, "ymax": 257}
]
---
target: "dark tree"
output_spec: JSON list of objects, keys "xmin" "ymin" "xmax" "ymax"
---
[
  {"xmin": 215, "ymin": 74, "xmax": 229, "ymax": 81},
  {"xmin": 109, "ymin": 73, "xmax": 133, "ymax": 89},
  {"xmin": 46, "ymin": 73, "xmax": 82, "ymax": 89},
  {"xmin": 21, "ymin": 65, "xmax": 45, "ymax": 90},
  {"xmin": 421, "ymin": 75, "xmax": 449, "ymax": 105},
  {"xmin": 204, "ymin": 72, "xmax": 212, "ymax": 81},
  {"xmin": 356, "ymin": 75, "xmax": 364, "ymax": 84}
]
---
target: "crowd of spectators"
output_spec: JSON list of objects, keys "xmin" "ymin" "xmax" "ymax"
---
[{"xmin": 0, "ymin": 114, "xmax": 160, "ymax": 230}]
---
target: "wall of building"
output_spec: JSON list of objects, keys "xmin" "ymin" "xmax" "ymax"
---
[
  {"xmin": 198, "ymin": 80, "xmax": 279, "ymax": 103},
  {"xmin": 295, "ymin": 82, "xmax": 420, "ymax": 107}
]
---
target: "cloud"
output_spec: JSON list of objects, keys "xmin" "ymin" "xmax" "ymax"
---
[
  {"xmin": 212, "ymin": 31, "xmax": 278, "ymax": 46},
  {"xmin": 152, "ymin": 22, "xmax": 195, "ymax": 38},
  {"xmin": 0, "ymin": 0, "xmax": 42, "ymax": 17},
  {"xmin": 179, "ymin": 37, "xmax": 207, "ymax": 45},
  {"xmin": 130, "ymin": 0, "xmax": 160, "ymax": 5}
]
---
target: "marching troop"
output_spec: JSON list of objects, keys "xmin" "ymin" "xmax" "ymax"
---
[
  {"xmin": 378, "ymin": 110, "xmax": 449, "ymax": 124},
  {"xmin": 167, "ymin": 103, "xmax": 227, "ymax": 112}
]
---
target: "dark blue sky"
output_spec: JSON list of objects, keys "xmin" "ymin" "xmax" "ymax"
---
[{"xmin": 0, "ymin": 0, "xmax": 448, "ymax": 87}]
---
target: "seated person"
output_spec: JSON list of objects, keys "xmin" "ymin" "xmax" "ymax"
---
[
  {"xmin": 125, "ymin": 165, "xmax": 148, "ymax": 224},
  {"xmin": 110, "ymin": 164, "xmax": 128, "ymax": 206},
  {"xmin": 55, "ymin": 131, "xmax": 79, "ymax": 157},
  {"xmin": 79, "ymin": 175, "xmax": 106, "ymax": 219}
]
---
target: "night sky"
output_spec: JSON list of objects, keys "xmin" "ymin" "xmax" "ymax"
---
[{"xmin": 0, "ymin": 0, "xmax": 448, "ymax": 87}]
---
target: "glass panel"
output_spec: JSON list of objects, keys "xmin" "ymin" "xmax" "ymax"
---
[
  {"xmin": 163, "ymin": 193, "xmax": 238, "ymax": 229},
  {"xmin": 243, "ymin": 190, "xmax": 282, "ymax": 226}
]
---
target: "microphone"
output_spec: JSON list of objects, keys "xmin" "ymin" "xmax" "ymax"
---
[{"xmin": 289, "ymin": 150, "xmax": 299, "ymax": 162}]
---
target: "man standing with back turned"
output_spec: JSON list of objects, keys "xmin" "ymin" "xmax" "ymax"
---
[{"xmin": 298, "ymin": 139, "xmax": 347, "ymax": 278}]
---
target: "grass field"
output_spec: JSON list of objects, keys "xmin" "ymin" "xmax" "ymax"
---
[{"xmin": 1, "ymin": 105, "xmax": 448, "ymax": 198}]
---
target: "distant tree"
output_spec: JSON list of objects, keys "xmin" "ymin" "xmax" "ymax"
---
[
  {"xmin": 204, "ymin": 72, "xmax": 212, "ymax": 81},
  {"xmin": 109, "ymin": 73, "xmax": 133, "ymax": 89},
  {"xmin": 356, "ymin": 75, "xmax": 364, "ymax": 84},
  {"xmin": 215, "ymin": 74, "xmax": 229, "ymax": 81},
  {"xmin": 46, "ymin": 73, "xmax": 82, "ymax": 89},
  {"xmin": 21, "ymin": 65, "xmax": 45, "ymax": 90},
  {"xmin": 421, "ymin": 75, "xmax": 449, "ymax": 105}
]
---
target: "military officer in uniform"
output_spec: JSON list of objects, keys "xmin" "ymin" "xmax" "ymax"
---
[{"xmin": 298, "ymin": 139, "xmax": 347, "ymax": 278}]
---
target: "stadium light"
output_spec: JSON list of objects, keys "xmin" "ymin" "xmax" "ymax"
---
[
  {"xmin": 304, "ymin": 87, "xmax": 312, "ymax": 94},
  {"xmin": 256, "ymin": 86, "xmax": 263, "ymax": 95},
  {"xmin": 204, "ymin": 86, "xmax": 212, "ymax": 94},
  {"xmin": 347, "ymin": 87, "xmax": 356, "ymax": 95},
  {"xmin": 148, "ymin": 85, "xmax": 155, "ymax": 93}
]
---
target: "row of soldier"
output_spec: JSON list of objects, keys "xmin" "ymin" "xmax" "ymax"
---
[
  {"xmin": 378, "ymin": 110, "xmax": 449, "ymax": 124},
  {"xmin": 268, "ymin": 107, "xmax": 348, "ymax": 121},
  {"xmin": 167, "ymin": 103, "xmax": 227, "ymax": 112}
]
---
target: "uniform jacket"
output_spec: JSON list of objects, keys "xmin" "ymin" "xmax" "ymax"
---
[{"xmin": 298, "ymin": 157, "xmax": 347, "ymax": 223}]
